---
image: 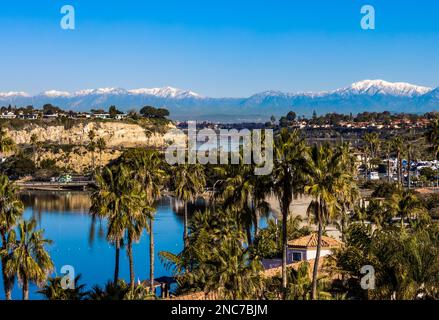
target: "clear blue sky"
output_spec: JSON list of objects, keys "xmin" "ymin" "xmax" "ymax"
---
[{"xmin": 0, "ymin": 0, "xmax": 438, "ymax": 97}]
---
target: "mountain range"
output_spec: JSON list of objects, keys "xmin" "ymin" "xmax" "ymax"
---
[{"xmin": 1, "ymin": 80, "xmax": 438, "ymax": 122}]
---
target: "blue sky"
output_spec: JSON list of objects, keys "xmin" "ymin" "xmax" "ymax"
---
[{"xmin": 0, "ymin": 0, "xmax": 438, "ymax": 97}]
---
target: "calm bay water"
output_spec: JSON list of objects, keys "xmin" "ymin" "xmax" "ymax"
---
[{"xmin": 1, "ymin": 191, "xmax": 186, "ymax": 300}]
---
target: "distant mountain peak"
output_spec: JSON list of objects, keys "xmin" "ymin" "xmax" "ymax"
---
[
  {"xmin": 337, "ymin": 79, "xmax": 432, "ymax": 97},
  {"xmin": 127, "ymin": 86, "xmax": 202, "ymax": 98}
]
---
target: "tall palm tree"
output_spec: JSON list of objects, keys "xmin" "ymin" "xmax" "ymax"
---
[
  {"xmin": 305, "ymin": 143, "xmax": 346, "ymax": 300},
  {"xmin": 0, "ymin": 126, "xmax": 15, "ymax": 160},
  {"xmin": 384, "ymin": 140, "xmax": 393, "ymax": 183},
  {"xmin": 220, "ymin": 162, "xmax": 270, "ymax": 244},
  {"xmin": 2, "ymin": 219, "xmax": 54, "ymax": 300},
  {"xmin": 0, "ymin": 175, "xmax": 24, "ymax": 300},
  {"xmin": 334, "ymin": 143, "xmax": 359, "ymax": 241},
  {"xmin": 30, "ymin": 133, "xmax": 40, "ymax": 165},
  {"xmin": 363, "ymin": 132, "xmax": 380, "ymax": 177},
  {"xmin": 90, "ymin": 165, "xmax": 143, "ymax": 286},
  {"xmin": 272, "ymin": 128, "xmax": 308, "ymax": 297},
  {"xmin": 124, "ymin": 149, "xmax": 167, "ymax": 294},
  {"xmin": 426, "ymin": 117, "xmax": 439, "ymax": 159},
  {"xmin": 172, "ymin": 164, "xmax": 206, "ymax": 249},
  {"xmin": 88, "ymin": 130, "xmax": 97, "ymax": 173},
  {"xmin": 392, "ymin": 136, "xmax": 404, "ymax": 185},
  {"xmin": 96, "ymin": 137, "xmax": 107, "ymax": 169}
]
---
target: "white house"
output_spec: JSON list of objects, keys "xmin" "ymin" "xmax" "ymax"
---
[
  {"xmin": 93, "ymin": 113, "xmax": 111, "ymax": 119},
  {"xmin": 287, "ymin": 234, "xmax": 342, "ymax": 263},
  {"xmin": 0, "ymin": 112, "xmax": 16, "ymax": 119}
]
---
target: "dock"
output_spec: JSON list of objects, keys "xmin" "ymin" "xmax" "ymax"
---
[{"xmin": 16, "ymin": 181, "xmax": 94, "ymax": 191}]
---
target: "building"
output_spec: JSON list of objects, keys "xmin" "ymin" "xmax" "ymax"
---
[
  {"xmin": 114, "ymin": 113, "xmax": 127, "ymax": 120},
  {"xmin": 0, "ymin": 111, "xmax": 16, "ymax": 119},
  {"xmin": 93, "ymin": 113, "xmax": 111, "ymax": 119},
  {"xmin": 287, "ymin": 234, "xmax": 342, "ymax": 263}
]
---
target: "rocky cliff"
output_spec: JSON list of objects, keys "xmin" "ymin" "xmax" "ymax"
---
[{"xmin": 6, "ymin": 121, "xmax": 184, "ymax": 148}]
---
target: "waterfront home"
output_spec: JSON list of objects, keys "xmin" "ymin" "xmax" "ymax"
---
[{"xmin": 287, "ymin": 234, "xmax": 342, "ymax": 263}]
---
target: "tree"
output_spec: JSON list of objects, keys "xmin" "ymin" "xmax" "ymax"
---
[
  {"xmin": 0, "ymin": 175, "xmax": 24, "ymax": 300},
  {"xmin": 385, "ymin": 191, "xmax": 428, "ymax": 229},
  {"xmin": 172, "ymin": 164, "xmax": 206, "ymax": 250},
  {"xmin": 220, "ymin": 161, "xmax": 270, "ymax": 244},
  {"xmin": 363, "ymin": 132, "xmax": 380, "ymax": 177},
  {"xmin": 160, "ymin": 209, "xmax": 263, "ymax": 299},
  {"xmin": 119, "ymin": 149, "xmax": 167, "ymax": 294},
  {"xmin": 109, "ymin": 105, "xmax": 122, "ymax": 118},
  {"xmin": 140, "ymin": 106, "xmax": 170, "ymax": 119},
  {"xmin": 305, "ymin": 143, "xmax": 347, "ymax": 299},
  {"xmin": 96, "ymin": 137, "xmax": 107, "ymax": 168},
  {"xmin": 272, "ymin": 128, "xmax": 308, "ymax": 297},
  {"xmin": 88, "ymin": 130, "xmax": 97, "ymax": 173},
  {"xmin": 392, "ymin": 137, "xmax": 404, "ymax": 185},
  {"xmin": 2, "ymin": 219, "xmax": 54, "ymax": 300},
  {"xmin": 90, "ymin": 165, "xmax": 143, "ymax": 287},
  {"xmin": 0, "ymin": 126, "xmax": 15, "ymax": 158},
  {"xmin": 286, "ymin": 111, "xmax": 297, "ymax": 122},
  {"xmin": 38, "ymin": 275, "xmax": 87, "ymax": 300},
  {"xmin": 30, "ymin": 133, "xmax": 40, "ymax": 165},
  {"xmin": 426, "ymin": 117, "xmax": 439, "ymax": 159}
]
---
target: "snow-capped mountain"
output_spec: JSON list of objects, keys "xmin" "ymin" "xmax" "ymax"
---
[
  {"xmin": 334, "ymin": 80, "xmax": 432, "ymax": 97},
  {"xmin": 0, "ymin": 81, "xmax": 437, "ymax": 121}
]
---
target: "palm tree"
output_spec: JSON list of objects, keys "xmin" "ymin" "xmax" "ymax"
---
[
  {"xmin": 385, "ymin": 191, "xmax": 428, "ymax": 229},
  {"xmin": 96, "ymin": 137, "xmax": 107, "ymax": 168},
  {"xmin": 0, "ymin": 175, "xmax": 24, "ymax": 300},
  {"xmin": 172, "ymin": 164, "xmax": 206, "ymax": 249},
  {"xmin": 120, "ymin": 149, "xmax": 167, "ymax": 293},
  {"xmin": 392, "ymin": 136, "xmax": 404, "ymax": 185},
  {"xmin": 363, "ymin": 132, "xmax": 380, "ymax": 177},
  {"xmin": 38, "ymin": 275, "xmax": 87, "ymax": 300},
  {"xmin": 30, "ymin": 133, "xmax": 40, "ymax": 165},
  {"xmin": 88, "ymin": 130, "xmax": 97, "ymax": 172},
  {"xmin": 2, "ymin": 219, "xmax": 54, "ymax": 300},
  {"xmin": 0, "ymin": 126, "xmax": 15, "ymax": 160},
  {"xmin": 384, "ymin": 140, "xmax": 393, "ymax": 183},
  {"xmin": 272, "ymin": 128, "xmax": 308, "ymax": 297},
  {"xmin": 426, "ymin": 117, "xmax": 439, "ymax": 159},
  {"xmin": 90, "ymin": 165, "xmax": 143, "ymax": 287},
  {"xmin": 220, "ymin": 161, "xmax": 271, "ymax": 243},
  {"xmin": 305, "ymin": 143, "xmax": 347, "ymax": 299},
  {"xmin": 334, "ymin": 143, "xmax": 359, "ymax": 241}
]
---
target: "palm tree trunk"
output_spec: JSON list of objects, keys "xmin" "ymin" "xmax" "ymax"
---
[
  {"xmin": 1, "ymin": 232, "xmax": 12, "ymax": 300},
  {"xmin": 22, "ymin": 276, "xmax": 29, "ymax": 300},
  {"xmin": 1, "ymin": 256, "xmax": 12, "ymax": 300},
  {"xmin": 184, "ymin": 201, "xmax": 188, "ymax": 249},
  {"xmin": 254, "ymin": 211, "xmax": 260, "ymax": 239},
  {"xmin": 387, "ymin": 153, "xmax": 391, "ymax": 183},
  {"xmin": 127, "ymin": 235, "xmax": 134, "ymax": 291},
  {"xmin": 407, "ymin": 152, "xmax": 412, "ymax": 189},
  {"xmin": 281, "ymin": 204, "xmax": 288, "ymax": 299},
  {"xmin": 311, "ymin": 205, "xmax": 323, "ymax": 300},
  {"xmin": 114, "ymin": 239, "xmax": 120, "ymax": 284},
  {"xmin": 396, "ymin": 152, "xmax": 401, "ymax": 184},
  {"xmin": 399, "ymin": 156, "xmax": 403, "ymax": 185},
  {"xmin": 149, "ymin": 219, "xmax": 155, "ymax": 295}
]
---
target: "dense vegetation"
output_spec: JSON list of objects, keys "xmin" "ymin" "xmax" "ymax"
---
[{"xmin": 1, "ymin": 113, "xmax": 439, "ymax": 300}]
